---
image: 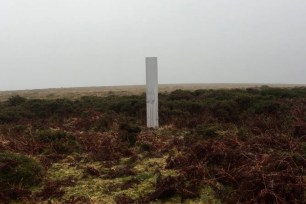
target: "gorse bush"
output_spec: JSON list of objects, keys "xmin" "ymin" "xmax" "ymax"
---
[
  {"xmin": 35, "ymin": 130, "xmax": 81, "ymax": 155},
  {"xmin": 36, "ymin": 130, "xmax": 69, "ymax": 142},
  {"xmin": 8, "ymin": 95, "xmax": 27, "ymax": 106},
  {"xmin": 0, "ymin": 107, "xmax": 30, "ymax": 124},
  {"xmin": 196, "ymin": 124, "xmax": 220, "ymax": 139},
  {"xmin": 140, "ymin": 143, "xmax": 153, "ymax": 152},
  {"xmin": 109, "ymin": 96, "xmax": 145, "ymax": 117},
  {"xmin": 168, "ymin": 89, "xmax": 194, "ymax": 100},
  {"xmin": 0, "ymin": 152, "xmax": 44, "ymax": 189},
  {"xmin": 24, "ymin": 98, "xmax": 77, "ymax": 119},
  {"xmin": 212, "ymin": 100, "xmax": 240, "ymax": 122},
  {"xmin": 93, "ymin": 112, "xmax": 116, "ymax": 132},
  {"xmin": 251, "ymin": 100, "xmax": 288, "ymax": 115},
  {"xmin": 260, "ymin": 86, "xmax": 306, "ymax": 98},
  {"xmin": 119, "ymin": 123, "xmax": 141, "ymax": 146}
]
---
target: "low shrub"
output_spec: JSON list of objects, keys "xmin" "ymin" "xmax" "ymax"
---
[
  {"xmin": 109, "ymin": 96, "xmax": 145, "ymax": 117},
  {"xmin": 24, "ymin": 98, "xmax": 77, "ymax": 119},
  {"xmin": 0, "ymin": 152, "xmax": 44, "ymax": 189},
  {"xmin": 93, "ymin": 112, "xmax": 116, "ymax": 132},
  {"xmin": 35, "ymin": 130, "xmax": 81, "ymax": 155},
  {"xmin": 212, "ymin": 100, "xmax": 240, "ymax": 122},
  {"xmin": 140, "ymin": 143, "xmax": 153, "ymax": 152},
  {"xmin": 7, "ymin": 95, "xmax": 27, "ymax": 106},
  {"xmin": 196, "ymin": 124, "xmax": 219, "ymax": 139},
  {"xmin": 235, "ymin": 96, "xmax": 254, "ymax": 110},
  {"xmin": 252, "ymin": 100, "xmax": 286, "ymax": 115},
  {"xmin": 10, "ymin": 125, "xmax": 28, "ymax": 134},
  {"xmin": 0, "ymin": 107, "xmax": 30, "ymax": 124},
  {"xmin": 119, "ymin": 123, "xmax": 141, "ymax": 146},
  {"xmin": 260, "ymin": 87, "xmax": 296, "ymax": 98},
  {"xmin": 237, "ymin": 127, "xmax": 251, "ymax": 139},
  {"xmin": 168, "ymin": 89, "xmax": 194, "ymax": 100}
]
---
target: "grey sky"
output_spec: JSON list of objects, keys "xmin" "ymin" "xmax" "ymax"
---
[{"xmin": 0, "ymin": 0, "xmax": 305, "ymax": 91}]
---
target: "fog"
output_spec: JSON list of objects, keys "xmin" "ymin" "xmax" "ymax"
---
[{"xmin": 0, "ymin": 0, "xmax": 305, "ymax": 91}]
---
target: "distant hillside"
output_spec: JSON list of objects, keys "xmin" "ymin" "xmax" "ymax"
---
[{"xmin": 0, "ymin": 83, "xmax": 305, "ymax": 101}]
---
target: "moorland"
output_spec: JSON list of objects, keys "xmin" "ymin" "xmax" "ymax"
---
[{"xmin": 0, "ymin": 85, "xmax": 306, "ymax": 203}]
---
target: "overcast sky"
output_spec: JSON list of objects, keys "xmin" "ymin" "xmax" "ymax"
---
[{"xmin": 0, "ymin": 0, "xmax": 305, "ymax": 91}]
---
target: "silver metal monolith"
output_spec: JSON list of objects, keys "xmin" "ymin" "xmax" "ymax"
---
[{"xmin": 146, "ymin": 57, "xmax": 159, "ymax": 128}]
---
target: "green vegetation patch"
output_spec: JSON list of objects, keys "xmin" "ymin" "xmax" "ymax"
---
[
  {"xmin": 0, "ymin": 152, "xmax": 44, "ymax": 189},
  {"xmin": 44, "ymin": 154, "xmax": 182, "ymax": 203},
  {"xmin": 196, "ymin": 124, "xmax": 221, "ymax": 139},
  {"xmin": 35, "ymin": 129, "xmax": 81, "ymax": 155}
]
